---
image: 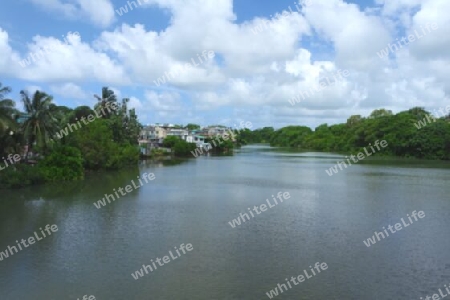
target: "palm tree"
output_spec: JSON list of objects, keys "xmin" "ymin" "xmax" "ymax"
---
[
  {"xmin": 0, "ymin": 82, "xmax": 16, "ymax": 131},
  {"xmin": 93, "ymin": 87, "xmax": 118, "ymax": 119},
  {"xmin": 0, "ymin": 83, "xmax": 23, "ymax": 158},
  {"xmin": 20, "ymin": 90, "xmax": 59, "ymax": 158}
]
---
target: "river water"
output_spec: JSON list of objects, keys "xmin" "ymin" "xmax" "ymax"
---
[{"xmin": 1, "ymin": 145, "xmax": 450, "ymax": 299}]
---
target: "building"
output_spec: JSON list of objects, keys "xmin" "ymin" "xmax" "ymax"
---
[
  {"xmin": 139, "ymin": 125, "xmax": 167, "ymax": 154},
  {"xmin": 192, "ymin": 135, "xmax": 212, "ymax": 150},
  {"xmin": 167, "ymin": 128, "xmax": 189, "ymax": 141},
  {"xmin": 199, "ymin": 126, "xmax": 233, "ymax": 139}
]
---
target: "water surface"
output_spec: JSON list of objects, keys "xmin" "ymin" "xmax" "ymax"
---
[{"xmin": 1, "ymin": 145, "xmax": 450, "ymax": 299}]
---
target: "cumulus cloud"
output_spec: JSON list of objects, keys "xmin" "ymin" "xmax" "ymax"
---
[
  {"xmin": 1, "ymin": 0, "xmax": 450, "ymax": 128},
  {"xmin": 29, "ymin": 0, "xmax": 115, "ymax": 27},
  {"xmin": 5, "ymin": 31, "xmax": 128, "ymax": 85},
  {"xmin": 50, "ymin": 83, "xmax": 88, "ymax": 99}
]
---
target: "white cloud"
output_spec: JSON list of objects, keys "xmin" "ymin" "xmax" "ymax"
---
[
  {"xmin": 29, "ymin": 0, "xmax": 115, "ymax": 27},
  {"xmin": 50, "ymin": 83, "xmax": 88, "ymax": 99},
  {"xmin": 5, "ymin": 31, "xmax": 128, "ymax": 85},
  {"xmin": 2, "ymin": 0, "xmax": 450, "ymax": 128}
]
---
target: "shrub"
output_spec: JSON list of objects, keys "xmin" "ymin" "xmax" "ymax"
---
[
  {"xmin": 39, "ymin": 146, "xmax": 84, "ymax": 181},
  {"xmin": 0, "ymin": 164, "xmax": 46, "ymax": 189}
]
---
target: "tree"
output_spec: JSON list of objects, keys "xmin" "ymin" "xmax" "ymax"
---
[
  {"xmin": 269, "ymin": 126, "xmax": 312, "ymax": 147},
  {"xmin": 162, "ymin": 136, "xmax": 196, "ymax": 156},
  {"xmin": 106, "ymin": 98, "xmax": 141, "ymax": 145},
  {"xmin": 39, "ymin": 146, "xmax": 84, "ymax": 181},
  {"xmin": 0, "ymin": 83, "xmax": 16, "ymax": 131},
  {"xmin": 163, "ymin": 136, "xmax": 179, "ymax": 148},
  {"xmin": 186, "ymin": 123, "xmax": 201, "ymax": 131},
  {"xmin": 94, "ymin": 87, "xmax": 118, "ymax": 119},
  {"xmin": 0, "ymin": 83, "xmax": 21, "ymax": 157},
  {"xmin": 407, "ymin": 107, "xmax": 429, "ymax": 120},
  {"xmin": 49, "ymin": 104, "xmax": 73, "ymax": 130},
  {"xmin": 20, "ymin": 90, "xmax": 59, "ymax": 157},
  {"xmin": 71, "ymin": 106, "xmax": 93, "ymax": 118},
  {"xmin": 346, "ymin": 115, "xmax": 363, "ymax": 127},
  {"xmin": 368, "ymin": 109, "xmax": 393, "ymax": 119}
]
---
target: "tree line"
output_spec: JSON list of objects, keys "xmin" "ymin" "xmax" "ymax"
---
[{"xmin": 238, "ymin": 108, "xmax": 450, "ymax": 160}]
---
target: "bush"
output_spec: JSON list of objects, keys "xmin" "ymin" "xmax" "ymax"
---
[
  {"xmin": 173, "ymin": 140, "xmax": 197, "ymax": 157},
  {"xmin": 0, "ymin": 164, "xmax": 46, "ymax": 189},
  {"xmin": 67, "ymin": 119, "xmax": 139, "ymax": 170},
  {"xmin": 39, "ymin": 146, "xmax": 84, "ymax": 181}
]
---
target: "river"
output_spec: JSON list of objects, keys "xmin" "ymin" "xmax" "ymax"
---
[{"xmin": 1, "ymin": 145, "xmax": 450, "ymax": 299}]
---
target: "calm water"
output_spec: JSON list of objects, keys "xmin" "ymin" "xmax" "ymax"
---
[{"xmin": 1, "ymin": 145, "xmax": 450, "ymax": 300}]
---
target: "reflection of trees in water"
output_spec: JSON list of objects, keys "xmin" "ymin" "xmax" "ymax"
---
[
  {"xmin": 139, "ymin": 158, "xmax": 188, "ymax": 167},
  {"xmin": 5, "ymin": 166, "xmax": 141, "ymax": 202}
]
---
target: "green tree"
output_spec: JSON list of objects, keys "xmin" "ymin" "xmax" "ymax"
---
[
  {"xmin": 94, "ymin": 87, "xmax": 118, "ymax": 119},
  {"xmin": 346, "ymin": 115, "xmax": 363, "ymax": 127},
  {"xmin": 163, "ymin": 136, "xmax": 179, "ymax": 148},
  {"xmin": 0, "ymin": 83, "xmax": 18, "ymax": 135},
  {"xmin": 186, "ymin": 123, "xmax": 201, "ymax": 131},
  {"xmin": 39, "ymin": 146, "xmax": 84, "ymax": 181},
  {"xmin": 270, "ymin": 126, "xmax": 312, "ymax": 147},
  {"xmin": 68, "ymin": 105, "xmax": 93, "ymax": 123},
  {"xmin": 368, "ymin": 109, "xmax": 393, "ymax": 119},
  {"xmin": 163, "ymin": 136, "xmax": 196, "ymax": 156},
  {"xmin": 102, "ymin": 98, "xmax": 141, "ymax": 145},
  {"xmin": 20, "ymin": 90, "xmax": 59, "ymax": 157}
]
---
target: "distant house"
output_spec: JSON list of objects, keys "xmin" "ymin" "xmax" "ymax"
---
[
  {"xmin": 159, "ymin": 123, "xmax": 175, "ymax": 131},
  {"xmin": 140, "ymin": 124, "xmax": 223, "ymax": 155},
  {"xmin": 167, "ymin": 128, "xmax": 189, "ymax": 141},
  {"xmin": 201, "ymin": 126, "xmax": 236, "ymax": 142},
  {"xmin": 198, "ymin": 126, "xmax": 232, "ymax": 139},
  {"xmin": 139, "ymin": 125, "xmax": 167, "ymax": 154},
  {"xmin": 193, "ymin": 135, "xmax": 211, "ymax": 150}
]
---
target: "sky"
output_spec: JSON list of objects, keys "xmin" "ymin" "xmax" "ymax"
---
[{"xmin": 0, "ymin": 0, "xmax": 449, "ymax": 129}]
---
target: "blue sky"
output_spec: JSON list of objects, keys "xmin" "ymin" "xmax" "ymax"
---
[{"xmin": 0, "ymin": 0, "xmax": 448, "ymax": 129}]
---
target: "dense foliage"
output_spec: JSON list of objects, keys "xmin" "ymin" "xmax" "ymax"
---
[
  {"xmin": 205, "ymin": 136, "xmax": 234, "ymax": 153},
  {"xmin": 39, "ymin": 146, "xmax": 84, "ymax": 182},
  {"xmin": 0, "ymin": 82, "xmax": 141, "ymax": 188},
  {"xmin": 244, "ymin": 108, "xmax": 450, "ymax": 160},
  {"xmin": 163, "ymin": 136, "xmax": 197, "ymax": 157},
  {"xmin": 238, "ymin": 127, "xmax": 275, "ymax": 144}
]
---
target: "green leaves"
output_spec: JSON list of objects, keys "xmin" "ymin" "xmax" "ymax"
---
[
  {"xmin": 20, "ymin": 89, "xmax": 59, "ymax": 154},
  {"xmin": 244, "ymin": 107, "xmax": 450, "ymax": 160},
  {"xmin": 39, "ymin": 146, "xmax": 84, "ymax": 181}
]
